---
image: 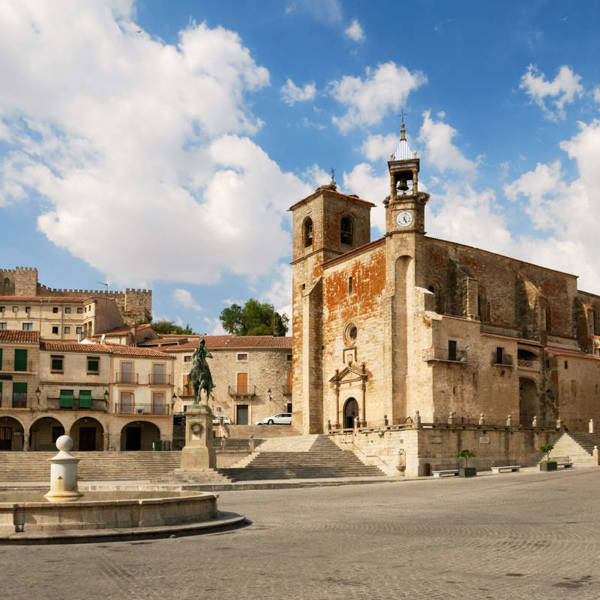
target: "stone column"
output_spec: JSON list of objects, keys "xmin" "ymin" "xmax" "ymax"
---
[{"xmin": 23, "ymin": 433, "xmax": 30, "ymax": 452}]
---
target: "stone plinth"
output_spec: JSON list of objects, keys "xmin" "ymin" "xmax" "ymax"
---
[
  {"xmin": 179, "ymin": 404, "xmax": 216, "ymax": 471},
  {"xmin": 45, "ymin": 435, "xmax": 83, "ymax": 502}
]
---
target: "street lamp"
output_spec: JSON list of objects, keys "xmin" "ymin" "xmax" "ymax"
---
[
  {"xmin": 103, "ymin": 389, "xmax": 109, "ymax": 406},
  {"xmin": 35, "ymin": 387, "xmax": 41, "ymax": 406}
]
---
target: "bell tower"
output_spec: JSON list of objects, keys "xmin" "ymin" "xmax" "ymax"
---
[{"xmin": 384, "ymin": 119, "xmax": 429, "ymax": 235}]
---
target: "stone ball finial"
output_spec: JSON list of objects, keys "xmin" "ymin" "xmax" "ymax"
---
[{"xmin": 56, "ymin": 435, "xmax": 73, "ymax": 452}]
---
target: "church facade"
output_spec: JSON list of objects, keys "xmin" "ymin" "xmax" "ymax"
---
[{"xmin": 290, "ymin": 125, "xmax": 600, "ymax": 472}]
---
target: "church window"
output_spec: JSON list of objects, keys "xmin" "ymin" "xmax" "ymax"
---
[
  {"xmin": 592, "ymin": 309, "xmax": 600, "ymax": 335},
  {"xmin": 3, "ymin": 278, "xmax": 9, "ymax": 287},
  {"xmin": 344, "ymin": 322, "xmax": 358, "ymax": 345},
  {"xmin": 496, "ymin": 347, "xmax": 504, "ymax": 365},
  {"xmin": 340, "ymin": 217, "xmax": 353, "ymax": 245},
  {"xmin": 348, "ymin": 276, "xmax": 353, "ymax": 295},
  {"xmin": 303, "ymin": 218, "xmax": 313, "ymax": 247},
  {"xmin": 564, "ymin": 361, "xmax": 568, "ymax": 369}
]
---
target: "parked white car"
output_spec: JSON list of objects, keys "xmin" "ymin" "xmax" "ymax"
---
[
  {"xmin": 255, "ymin": 413, "xmax": 292, "ymax": 425},
  {"xmin": 212, "ymin": 416, "xmax": 232, "ymax": 425}
]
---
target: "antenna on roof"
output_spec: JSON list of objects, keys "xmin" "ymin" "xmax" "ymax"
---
[{"xmin": 97, "ymin": 280, "xmax": 111, "ymax": 290}]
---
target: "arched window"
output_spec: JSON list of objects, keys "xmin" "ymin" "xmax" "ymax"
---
[
  {"xmin": 303, "ymin": 218, "xmax": 313, "ymax": 248},
  {"xmin": 3, "ymin": 278, "xmax": 9, "ymax": 288},
  {"xmin": 340, "ymin": 216, "xmax": 353, "ymax": 245}
]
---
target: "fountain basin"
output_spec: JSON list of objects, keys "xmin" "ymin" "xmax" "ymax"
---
[{"xmin": 0, "ymin": 491, "xmax": 218, "ymax": 533}]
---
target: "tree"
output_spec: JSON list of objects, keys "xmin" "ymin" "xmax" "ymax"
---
[
  {"xmin": 151, "ymin": 320, "xmax": 195, "ymax": 335},
  {"xmin": 219, "ymin": 299, "xmax": 289, "ymax": 336}
]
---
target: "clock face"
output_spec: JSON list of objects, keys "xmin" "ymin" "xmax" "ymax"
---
[{"xmin": 396, "ymin": 211, "xmax": 413, "ymax": 227}]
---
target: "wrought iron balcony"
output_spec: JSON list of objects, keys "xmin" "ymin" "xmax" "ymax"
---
[
  {"xmin": 148, "ymin": 373, "xmax": 171, "ymax": 385},
  {"xmin": 0, "ymin": 359, "xmax": 34, "ymax": 373},
  {"xmin": 0, "ymin": 395, "xmax": 34, "ymax": 409},
  {"xmin": 45, "ymin": 397, "xmax": 108, "ymax": 412},
  {"xmin": 115, "ymin": 372, "xmax": 139, "ymax": 384},
  {"xmin": 116, "ymin": 402, "xmax": 170, "ymax": 416},
  {"xmin": 518, "ymin": 358, "xmax": 540, "ymax": 371},
  {"xmin": 228, "ymin": 385, "xmax": 256, "ymax": 398},
  {"xmin": 422, "ymin": 347, "xmax": 469, "ymax": 363}
]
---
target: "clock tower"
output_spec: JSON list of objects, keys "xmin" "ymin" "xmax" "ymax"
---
[{"xmin": 384, "ymin": 119, "xmax": 429, "ymax": 235}]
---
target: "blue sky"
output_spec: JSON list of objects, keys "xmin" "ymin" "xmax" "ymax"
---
[{"xmin": 1, "ymin": 0, "xmax": 600, "ymax": 333}]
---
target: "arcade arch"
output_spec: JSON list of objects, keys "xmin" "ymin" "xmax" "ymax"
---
[
  {"xmin": 71, "ymin": 417, "xmax": 104, "ymax": 451},
  {"xmin": 0, "ymin": 416, "xmax": 25, "ymax": 451},
  {"xmin": 29, "ymin": 417, "xmax": 65, "ymax": 451},
  {"xmin": 120, "ymin": 420, "xmax": 161, "ymax": 451}
]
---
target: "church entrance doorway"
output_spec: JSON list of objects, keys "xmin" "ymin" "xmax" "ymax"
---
[{"xmin": 343, "ymin": 398, "xmax": 359, "ymax": 429}]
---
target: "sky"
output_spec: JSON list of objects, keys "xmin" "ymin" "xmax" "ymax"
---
[{"xmin": 1, "ymin": 0, "xmax": 600, "ymax": 334}]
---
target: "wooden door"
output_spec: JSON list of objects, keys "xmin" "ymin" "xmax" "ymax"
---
[{"xmin": 237, "ymin": 372, "xmax": 248, "ymax": 394}]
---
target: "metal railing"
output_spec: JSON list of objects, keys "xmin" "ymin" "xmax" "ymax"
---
[
  {"xmin": 0, "ymin": 395, "xmax": 35, "ymax": 409},
  {"xmin": 148, "ymin": 373, "xmax": 171, "ymax": 385},
  {"xmin": 116, "ymin": 402, "xmax": 170, "ymax": 415},
  {"xmin": 492, "ymin": 354, "xmax": 514, "ymax": 367},
  {"xmin": 0, "ymin": 360, "xmax": 34, "ymax": 372},
  {"xmin": 518, "ymin": 359, "xmax": 540, "ymax": 371},
  {"xmin": 228, "ymin": 385, "xmax": 256, "ymax": 397},
  {"xmin": 45, "ymin": 397, "xmax": 108, "ymax": 412},
  {"xmin": 115, "ymin": 372, "xmax": 139, "ymax": 384},
  {"xmin": 422, "ymin": 347, "xmax": 469, "ymax": 363}
]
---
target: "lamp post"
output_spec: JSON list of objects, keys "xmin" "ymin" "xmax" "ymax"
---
[{"xmin": 35, "ymin": 387, "xmax": 41, "ymax": 406}]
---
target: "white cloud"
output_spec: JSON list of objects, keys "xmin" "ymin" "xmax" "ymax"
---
[
  {"xmin": 594, "ymin": 86, "xmax": 600, "ymax": 104},
  {"xmin": 173, "ymin": 288, "xmax": 203, "ymax": 311},
  {"xmin": 342, "ymin": 163, "xmax": 388, "ymax": 232},
  {"xmin": 303, "ymin": 164, "xmax": 331, "ymax": 188},
  {"xmin": 330, "ymin": 62, "xmax": 427, "ymax": 133},
  {"xmin": 344, "ymin": 19, "xmax": 365, "ymax": 42},
  {"xmin": 203, "ymin": 316, "xmax": 226, "ymax": 335},
  {"xmin": 285, "ymin": 0, "xmax": 342, "ymax": 23},
  {"xmin": 0, "ymin": 2, "xmax": 313, "ymax": 285},
  {"xmin": 418, "ymin": 110, "xmax": 477, "ymax": 175},
  {"xmin": 280, "ymin": 78, "xmax": 316, "ymax": 106},
  {"xmin": 263, "ymin": 263, "xmax": 292, "ymax": 326},
  {"xmin": 361, "ymin": 133, "xmax": 399, "ymax": 162},
  {"xmin": 519, "ymin": 64, "xmax": 583, "ymax": 121}
]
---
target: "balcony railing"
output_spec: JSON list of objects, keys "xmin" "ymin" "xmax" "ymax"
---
[
  {"xmin": 45, "ymin": 397, "xmax": 108, "ymax": 412},
  {"xmin": 0, "ymin": 360, "xmax": 34, "ymax": 373},
  {"xmin": 115, "ymin": 372, "xmax": 139, "ymax": 384},
  {"xmin": 423, "ymin": 347, "xmax": 469, "ymax": 363},
  {"xmin": 228, "ymin": 385, "xmax": 257, "ymax": 397},
  {"xmin": 492, "ymin": 355, "xmax": 514, "ymax": 367},
  {"xmin": 0, "ymin": 395, "xmax": 34, "ymax": 409},
  {"xmin": 116, "ymin": 402, "xmax": 170, "ymax": 416},
  {"xmin": 148, "ymin": 373, "xmax": 171, "ymax": 385},
  {"xmin": 518, "ymin": 359, "xmax": 540, "ymax": 371}
]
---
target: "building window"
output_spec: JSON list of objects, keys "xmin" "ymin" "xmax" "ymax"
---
[
  {"xmin": 340, "ymin": 216, "xmax": 353, "ymax": 245},
  {"xmin": 237, "ymin": 353, "xmax": 248, "ymax": 361},
  {"xmin": 348, "ymin": 276, "xmax": 353, "ymax": 295},
  {"xmin": 344, "ymin": 322, "xmax": 358, "ymax": 345},
  {"xmin": 52, "ymin": 326, "xmax": 59, "ymax": 334},
  {"xmin": 3, "ymin": 278, "xmax": 9, "ymax": 287},
  {"xmin": 77, "ymin": 307, "xmax": 83, "ymax": 314},
  {"xmin": 87, "ymin": 357, "xmax": 100, "ymax": 374},
  {"xmin": 564, "ymin": 361, "xmax": 568, "ymax": 369},
  {"xmin": 0, "ymin": 322, "xmax": 6, "ymax": 329},
  {"xmin": 12, "ymin": 306, "xmax": 18, "ymax": 313},
  {"xmin": 22, "ymin": 323, "xmax": 33, "ymax": 331},
  {"xmin": 76, "ymin": 326, "xmax": 83, "ymax": 334},
  {"xmin": 287, "ymin": 354, "xmax": 292, "ymax": 361},
  {"xmin": 119, "ymin": 391, "xmax": 134, "ymax": 413},
  {"xmin": 64, "ymin": 326, "xmax": 71, "ymax": 334},
  {"xmin": 25, "ymin": 306, "xmax": 31, "ymax": 314},
  {"xmin": 184, "ymin": 355, "xmax": 192, "ymax": 362},
  {"xmin": 0, "ymin": 306, "xmax": 4, "ymax": 313},
  {"xmin": 14, "ymin": 349, "xmax": 27, "ymax": 372},
  {"xmin": 52, "ymin": 307, "xmax": 59, "ymax": 313},
  {"xmin": 65, "ymin": 307, "xmax": 71, "ymax": 314},
  {"xmin": 496, "ymin": 347, "xmax": 504, "ymax": 365},
  {"xmin": 12, "ymin": 382, "xmax": 27, "ymax": 408},
  {"xmin": 448, "ymin": 340, "xmax": 458, "ymax": 361},
  {"xmin": 51, "ymin": 356, "xmax": 64, "ymax": 373},
  {"xmin": 303, "ymin": 217, "xmax": 313, "ymax": 247},
  {"xmin": 59, "ymin": 389, "xmax": 74, "ymax": 409}
]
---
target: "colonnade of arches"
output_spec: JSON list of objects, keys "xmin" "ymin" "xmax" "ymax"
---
[{"xmin": 0, "ymin": 415, "xmax": 163, "ymax": 451}]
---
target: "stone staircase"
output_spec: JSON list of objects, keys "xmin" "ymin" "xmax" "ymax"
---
[
  {"xmin": 0, "ymin": 451, "xmax": 182, "ymax": 482},
  {"xmin": 550, "ymin": 432, "xmax": 600, "ymax": 467},
  {"xmin": 219, "ymin": 435, "xmax": 386, "ymax": 481}
]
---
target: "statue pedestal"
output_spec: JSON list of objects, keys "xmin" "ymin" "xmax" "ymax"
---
[{"xmin": 178, "ymin": 404, "xmax": 216, "ymax": 471}]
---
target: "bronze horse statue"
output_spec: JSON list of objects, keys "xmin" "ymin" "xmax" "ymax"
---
[{"xmin": 190, "ymin": 339, "xmax": 215, "ymax": 405}]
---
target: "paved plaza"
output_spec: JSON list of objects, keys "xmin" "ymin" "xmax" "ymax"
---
[{"xmin": 2, "ymin": 469, "xmax": 600, "ymax": 599}]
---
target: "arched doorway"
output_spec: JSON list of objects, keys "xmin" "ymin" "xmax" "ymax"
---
[
  {"xmin": 343, "ymin": 398, "xmax": 359, "ymax": 429},
  {"xmin": 30, "ymin": 417, "xmax": 65, "ymax": 451},
  {"xmin": 519, "ymin": 378, "xmax": 538, "ymax": 426},
  {"xmin": 0, "ymin": 416, "xmax": 25, "ymax": 450},
  {"xmin": 120, "ymin": 421, "xmax": 161, "ymax": 451},
  {"xmin": 71, "ymin": 417, "xmax": 104, "ymax": 451}
]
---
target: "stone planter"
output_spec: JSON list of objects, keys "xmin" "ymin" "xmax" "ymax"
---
[
  {"xmin": 540, "ymin": 461, "xmax": 557, "ymax": 472},
  {"xmin": 459, "ymin": 467, "xmax": 477, "ymax": 477}
]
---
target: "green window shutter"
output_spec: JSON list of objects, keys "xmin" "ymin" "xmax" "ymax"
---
[
  {"xmin": 78, "ymin": 390, "xmax": 92, "ymax": 409},
  {"xmin": 13, "ymin": 382, "xmax": 27, "ymax": 393},
  {"xmin": 59, "ymin": 389, "xmax": 74, "ymax": 408},
  {"xmin": 14, "ymin": 349, "xmax": 27, "ymax": 371},
  {"xmin": 51, "ymin": 358, "xmax": 63, "ymax": 371},
  {"xmin": 87, "ymin": 359, "xmax": 99, "ymax": 373}
]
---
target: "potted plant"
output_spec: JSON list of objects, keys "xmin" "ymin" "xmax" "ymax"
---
[
  {"xmin": 458, "ymin": 449, "xmax": 476, "ymax": 477},
  {"xmin": 539, "ymin": 443, "xmax": 557, "ymax": 471}
]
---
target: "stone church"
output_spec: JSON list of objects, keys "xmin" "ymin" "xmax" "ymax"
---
[{"xmin": 290, "ymin": 123, "xmax": 600, "ymax": 473}]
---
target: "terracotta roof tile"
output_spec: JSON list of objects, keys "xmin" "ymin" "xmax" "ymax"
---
[
  {"xmin": 163, "ymin": 335, "xmax": 292, "ymax": 352},
  {"xmin": 0, "ymin": 330, "xmax": 40, "ymax": 344},
  {"xmin": 39, "ymin": 341, "xmax": 173, "ymax": 359}
]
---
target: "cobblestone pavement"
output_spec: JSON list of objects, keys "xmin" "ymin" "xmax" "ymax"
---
[{"xmin": 2, "ymin": 469, "xmax": 600, "ymax": 599}]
